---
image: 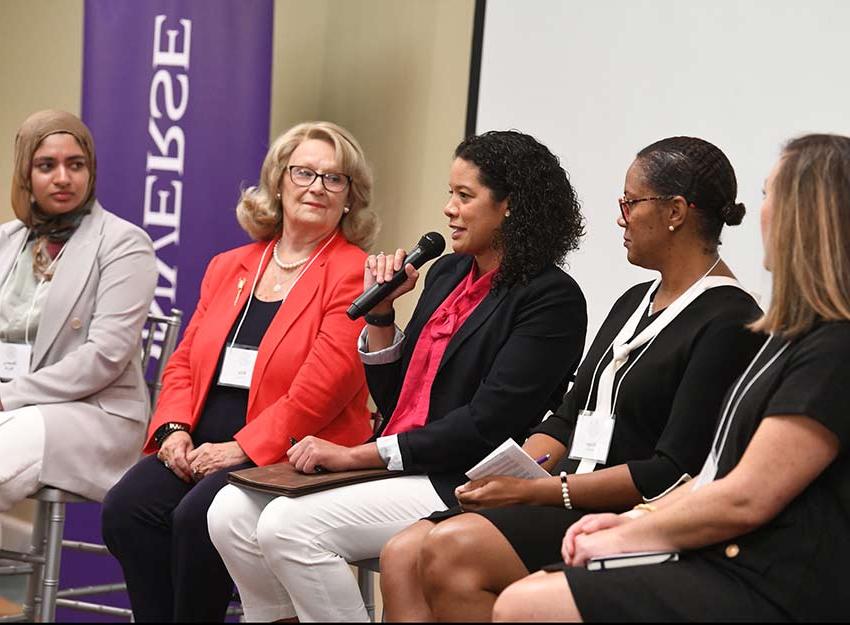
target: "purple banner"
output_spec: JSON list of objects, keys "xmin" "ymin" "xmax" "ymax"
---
[{"xmin": 64, "ymin": 0, "xmax": 274, "ymax": 619}]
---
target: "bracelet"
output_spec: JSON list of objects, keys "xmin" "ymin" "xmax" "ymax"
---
[
  {"xmin": 559, "ymin": 471, "xmax": 572, "ymax": 510},
  {"xmin": 153, "ymin": 422, "xmax": 190, "ymax": 448},
  {"xmin": 365, "ymin": 309, "xmax": 395, "ymax": 327},
  {"xmin": 633, "ymin": 503, "xmax": 657, "ymax": 513}
]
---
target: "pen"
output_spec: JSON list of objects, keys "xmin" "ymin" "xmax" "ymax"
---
[{"xmin": 535, "ymin": 453, "xmax": 551, "ymax": 465}]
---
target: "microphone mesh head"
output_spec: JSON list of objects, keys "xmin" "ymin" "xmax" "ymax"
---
[{"xmin": 419, "ymin": 231, "xmax": 446, "ymax": 256}]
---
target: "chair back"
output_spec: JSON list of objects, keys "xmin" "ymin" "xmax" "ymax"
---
[{"xmin": 140, "ymin": 308, "xmax": 183, "ymax": 409}]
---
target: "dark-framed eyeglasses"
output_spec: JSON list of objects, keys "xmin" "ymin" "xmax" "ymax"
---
[
  {"xmin": 288, "ymin": 165, "xmax": 351, "ymax": 193},
  {"xmin": 618, "ymin": 195, "xmax": 676, "ymax": 222}
]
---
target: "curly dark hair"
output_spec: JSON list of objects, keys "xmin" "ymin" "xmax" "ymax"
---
[
  {"xmin": 636, "ymin": 136, "xmax": 745, "ymax": 251},
  {"xmin": 454, "ymin": 130, "xmax": 584, "ymax": 289}
]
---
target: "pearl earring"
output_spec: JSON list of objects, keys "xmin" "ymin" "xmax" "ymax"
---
[
  {"xmin": 343, "ymin": 206, "xmax": 350, "ymax": 214},
  {"xmin": 505, "ymin": 210, "xmax": 511, "ymax": 218},
  {"xmin": 668, "ymin": 225, "xmax": 675, "ymax": 232},
  {"xmin": 275, "ymin": 192, "xmax": 281, "ymax": 201}
]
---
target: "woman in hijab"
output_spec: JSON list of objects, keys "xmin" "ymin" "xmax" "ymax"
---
[{"xmin": 0, "ymin": 110, "xmax": 156, "ymax": 522}]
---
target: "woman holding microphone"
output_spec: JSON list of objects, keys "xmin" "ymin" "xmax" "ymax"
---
[
  {"xmin": 380, "ymin": 136, "xmax": 765, "ymax": 621},
  {"xmin": 208, "ymin": 130, "xmax": 588, "ymax": 622}
]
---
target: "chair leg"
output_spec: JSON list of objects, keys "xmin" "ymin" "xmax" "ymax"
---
[
  {"xmin": 22, "ymin": 501, "xmax": 49, "ymax": 621},
  {"xmin": 37, "ymin": 501, "xmax": 66, "ymax": 622},
  {"xmin": 358, "ymin": 567, "xmax": 376, "ymax": 622}
]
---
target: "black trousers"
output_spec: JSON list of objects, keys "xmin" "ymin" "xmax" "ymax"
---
[{"xmin": 101, "ymin": 455, "xmax": 253, "ymax": 622}]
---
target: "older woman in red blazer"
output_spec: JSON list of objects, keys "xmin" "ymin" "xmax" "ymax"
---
[{"xmin": 101, "ymin": 121, "xmax": 377, "ymax": 623}]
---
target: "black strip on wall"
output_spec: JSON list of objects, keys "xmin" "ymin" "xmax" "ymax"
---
[{"xmin": 464, "ymin": 0, "xmax": 487, "ymax": 137}]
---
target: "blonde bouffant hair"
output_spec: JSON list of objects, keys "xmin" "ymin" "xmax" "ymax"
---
[
  {"xmin": 236, "ymin": 121, "xmax": 379, "ymax": 250},
  {"xmin": 752, "ymin": 134, "xmax": 850, "ymax": 338}
]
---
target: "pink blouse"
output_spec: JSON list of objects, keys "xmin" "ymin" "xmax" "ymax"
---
[{"xmin": 382, "ymin": 265, "xmax": 495, "ymax": 436}]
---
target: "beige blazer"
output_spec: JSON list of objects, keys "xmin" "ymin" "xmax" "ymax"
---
[{"xmin": 0, "ymin": 202, "xmax": 156, "ymax": 501}]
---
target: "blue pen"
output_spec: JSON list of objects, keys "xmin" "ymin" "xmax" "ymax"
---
[{"xmin": 535, "ymin": 453, "xmax": 551, "ymax": 465}]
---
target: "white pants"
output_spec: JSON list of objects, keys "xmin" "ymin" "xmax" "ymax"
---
[
  {"xmin": 208, "ymin": 476, "xmax": 448, "ymax": 622},
  {"xmin": 0, "ymin": 406, "xmax": 45, "ymax": 514}
]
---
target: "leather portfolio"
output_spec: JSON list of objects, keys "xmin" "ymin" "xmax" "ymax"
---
[{"xmin": 228, "ymin": 462, "xmax": 399, "ymax": 497}]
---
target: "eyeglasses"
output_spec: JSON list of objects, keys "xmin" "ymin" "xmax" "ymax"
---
[
  {"xmin": 288, "ymin": 166, "xmax": 351, "ymax": 193},
  {"xmin": 618, "ymin": 195, "xmax": 675, "ymax": 222}
]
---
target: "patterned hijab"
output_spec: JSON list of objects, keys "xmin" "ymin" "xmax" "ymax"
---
[{"xmin": 10, "ymin": 110, "xmax": 97, "ymax": 277}]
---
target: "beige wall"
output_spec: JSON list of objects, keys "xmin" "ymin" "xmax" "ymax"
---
[
  {"xmin": 0, "ymin": 0, "xmax": 84, "ymax": 224},
  {"xmin": 0, "ymin": 0, "xmax": 84, "ymax": 526},
  {"xmin": 0, "ymin": 0, "xmax": 475, "ymax": 322},
  {"xmin": 0, "ymin": 0, "xmax": 475, "ymax": 549},
  {"xmin": 273, "ymin": 0, "xmax": 476, "ymax": 323}
]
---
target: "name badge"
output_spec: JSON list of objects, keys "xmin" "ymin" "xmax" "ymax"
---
[
  {"xmin": 0, "ymin": 342, "xmax": 32, "ymax": 381},
  {"xmin": 568, "ymin": 409, "xmax": 615, "ymax": 465},
  {"xmin": 217, "ymin": 344, "xmax": 258, "ymax": 389}
]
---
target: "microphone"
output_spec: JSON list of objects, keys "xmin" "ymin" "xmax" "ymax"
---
[{"xmin": 347, "ymin": 231, "xmax": 446, "ymax": 320}]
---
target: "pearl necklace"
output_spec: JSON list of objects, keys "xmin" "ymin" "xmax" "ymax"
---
[{"xmin": 271, "ymin": 239, "xmax": 310, "ymax": 292}]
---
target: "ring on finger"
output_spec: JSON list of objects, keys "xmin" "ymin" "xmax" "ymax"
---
[{"xmin": 164, "ymin": 460, "xmax": 171, "ymax": 470}]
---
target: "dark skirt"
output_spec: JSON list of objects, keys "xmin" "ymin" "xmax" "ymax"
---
[
  {"xmin": 427, "ymin": 504, "xmax": 589, "ymax": 572},
  {"xmin": 561, "ymin": 550, "xmax": 789, "ymax": 623}
]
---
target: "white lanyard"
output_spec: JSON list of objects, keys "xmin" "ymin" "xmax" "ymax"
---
[
  {"xmin": 574, "ymin": 259, "xmax": 743, "ymax": 472},
  {"xmin": 0, "ymin": 231, "xmax": 31, "ymax": 305},
  {"xmin": 692, "ymin": 334, "xmax": 790, "ymax": 489},
  {"xmin": 218, "ymin": 231, "xmax": 336, "ymax": 389},
  {"xmin": 0, "ymin": 236, "xmax": 65, "ymax": 381},
  {"xmin": 24, "ymin": 245, "xmax": 66, "ymax": 345},
  {"xmin": 586, "ymin": 258, "xmax": 729, "ymax": 416},
  {"xmin": 228, "ymin": 231, "xmax": 337, "ymax": 349}
]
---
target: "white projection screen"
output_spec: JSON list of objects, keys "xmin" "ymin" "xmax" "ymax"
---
[{"xmin": 474, "ymin": 0, "xmax": 850, "ymax": 342}]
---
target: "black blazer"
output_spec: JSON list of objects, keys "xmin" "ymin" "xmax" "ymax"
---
[{"xmin": 366, "ymin": 253, "xmax": 587, "ymax": 505}]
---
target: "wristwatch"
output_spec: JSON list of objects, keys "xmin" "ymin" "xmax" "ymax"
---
[
  {"xmin": 365, "ymin": 309, "xmax": 395, "ymax": 327},
  {"xmin": 153, "ymin": 422, "xmax": 190, "ymax": 448}
]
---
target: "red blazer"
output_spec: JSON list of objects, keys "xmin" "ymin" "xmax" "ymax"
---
[{"xmin": 144, "ymin": 233, "xmax": 372, "ymax": 465}]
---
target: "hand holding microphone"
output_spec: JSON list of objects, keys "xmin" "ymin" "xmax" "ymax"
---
[
  {"xmin": 348, "ymin": 232, "xmax": 446, "ymax": 320},
  {"xmin": 364, "ymin": 249, "xmax": 419, "ymax": 312}
]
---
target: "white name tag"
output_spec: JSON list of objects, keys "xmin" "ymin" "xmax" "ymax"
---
[
  {"xmin": 569, "ymin": 409, "xmax": 615, "ymax": 465},
  {"xmin": 217, "ymin": 345, "xmax": 259, "ymax": 389},
  {"xmin": 0, "ymin": 342, "xmax": 32, "ymax": 381}
]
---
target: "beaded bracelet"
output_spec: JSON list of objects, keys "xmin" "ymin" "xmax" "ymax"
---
[{"xmin": 559, "ymin": 471, "xmax": 572, "ymax": 509}]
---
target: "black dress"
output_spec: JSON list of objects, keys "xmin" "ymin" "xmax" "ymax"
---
[
  {"xmin": 565, "ymin": 321, "xmax": 850, "ymax": 622},
  {"xmin": 430, "ymin": 281, "xmax": 764, "ymax": 573}
]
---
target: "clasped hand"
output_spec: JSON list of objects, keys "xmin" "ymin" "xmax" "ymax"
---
[
  {"xmin": 187, "ymin": 441, "xmax": 248, "ymax": 480},
  {"xmin": 157, "ymin": 432, "xmax": 248, "ymax": 483},
  {"xmin": 561, "ymin": 512, "xmax": 632, "ymax": 567},
  {"xmin": 287, "ymin": 436, "xmax": 353, "ymax": 473}
]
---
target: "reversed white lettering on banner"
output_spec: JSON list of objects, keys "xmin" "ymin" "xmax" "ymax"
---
[{"xmin": 144, "ymin": 14, "xmax": 191, "ymax": 359}]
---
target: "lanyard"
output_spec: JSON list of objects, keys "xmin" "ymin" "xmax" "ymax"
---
[
  {"xmin": 710, "ymin": 334, "xmax": 791, "ymax": 460},
  {"xmin": 585, "ymin": 258, "xmax": 741, "ymax": 417},
  {"xmin": 0, "ymin": 231, "xmax": 31, "ymax": 304},
  {"xmin": 228, "ymin": 231, "xmax": 337, "ymax": 349},
  {"xmin": 0, "ymin": 234, "xmax": 66, "ymax": 346},
  {"xmin": 23, "ymin": 245, "xmax": 66, "ymax": 345}
]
